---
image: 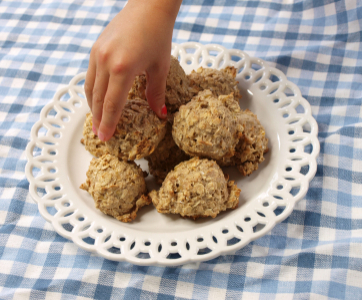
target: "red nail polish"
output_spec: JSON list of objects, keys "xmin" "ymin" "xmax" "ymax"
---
[{"xmin": 161, "ymin": 105, "xmax": 167, "ymax": 117}]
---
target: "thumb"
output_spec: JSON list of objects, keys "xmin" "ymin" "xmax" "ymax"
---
[{"xmin": 145, "ymin": 65, "xmax": 169, "ymax": 119}]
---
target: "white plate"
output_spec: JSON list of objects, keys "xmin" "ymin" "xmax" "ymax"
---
[{"xmin": 25, "ymin": 42, "xmax": 320, "ymax": 266}]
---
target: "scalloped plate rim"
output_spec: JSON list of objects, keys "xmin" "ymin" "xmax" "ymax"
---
[{"xmin": 25, "ymin": 42, "xmax": 320, "ymax": 266}]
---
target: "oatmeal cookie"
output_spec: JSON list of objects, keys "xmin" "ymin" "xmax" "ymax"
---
[
  {"xmin": 105, "ymin": 98, "xmax": 167, "ymax": 161},
  {"xmin": 145, "ymin": 123, "xmax": 190, "ymax": 184},
  {"xmin": 127, "ymin": 56, "xmax": 190, "ymax": 113},
  {"xmin": 218, "ymin": 109, "xmax": 269, "ymax": 175},
  {"xmin": 81, "ymin": 112, "xmax": 108, "ymax": 158},
  {"xmin": 166, "ymin": 55, "xmax": 191, "ymax": 112},
  {"xmin": 128, "ymin": 74, "xmax": 147, "ymax": 100},
  {"xmin": 172, "ymin": 90, "xmax": 243, "ymax": 160},
  {"xmin": 149, "ymin": 157, "xmax": 240, "ymax": 219},
  {"xmin": 188, "ymin": 66, "xmax": 241, "ymax": 99},
  {"xmin": 80, "ymin": 154, "xmax": 151, "ymax": 223}
]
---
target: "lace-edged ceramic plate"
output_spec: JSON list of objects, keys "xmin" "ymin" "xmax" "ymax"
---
[{"xmin": 25, "ymin": 42, "xmax": 319, "ymax": 266}]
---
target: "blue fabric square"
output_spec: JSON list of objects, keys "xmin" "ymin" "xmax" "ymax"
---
[
  {"xmin": 303, "ymin": 211, "xmax": 321, "ymax": 227},
  {"xmin": 4, "ymin": 275, "xmax": 23, "ymax": 288},
  {"xmin": 157, "ymin": 294, "xmax": 175, "ymax": 300},
  {"xmin": 328, "ymin": 281, "xmax": 346, "ymax": 299},
  {"xmin": 62, "ymin": 279, "xmax": 83, "ymax": 296},
  {"xmin": 227, "ymin": 274, "xmax": 245, "ymax": 291},
  {"xmin": 331, "ymin": 256, "xmax": 349, "ymax": 269},
  {"xmin": 297, "ymin": 253, "xmax": 315, "ymax": 269},
  {"xmin": 124, "ymin": 287, "xmax": 142, "ymax": 300},
  {"xmin": 26, "ymin": 71, "xmax": 41, "ymax": 82},
  {"xmin": 15, "ymin": 248, "xmax": 34, "ymax": 264},
  {"xmin": 33, "ymin": 279, "xmax": 52, "ymax": 291},
  {"xmin": 294, "ymin": 280, "xmax": 313, "ymax": 293},
  {"xmin": 260, "ymin": 278, "xmax": 279, "ymax": 294}
]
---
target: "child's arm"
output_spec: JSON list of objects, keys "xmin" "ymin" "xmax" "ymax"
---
[{"xmin": 85, "ymin": 0, "xmax": 182, "ymax": 142}]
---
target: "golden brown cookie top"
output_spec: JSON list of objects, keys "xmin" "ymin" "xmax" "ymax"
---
[
  {"xmin": 149, "ymin": 157, "xmax": 240, "ymax": 219},
  {"xmin": 172, "ymin": 90, "xmax": 243, "ymax": 160},
  {"xmin": 188, "ymin": 66, "xmax": 241, "ymax": 99},
  {"xmin": 80, "ymin": 154, "xmax": 150, "ymax": 223}
]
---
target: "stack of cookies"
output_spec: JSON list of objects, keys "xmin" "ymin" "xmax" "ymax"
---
[{"xmin": 80, "ymin": 56, "xmax": 268, "ymax": 222}]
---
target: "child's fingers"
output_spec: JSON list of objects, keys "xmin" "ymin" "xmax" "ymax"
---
[
  {"xmin": 97, "ymin": 73, "xmax": 134, "ymax": 142},
  {"xmin": 91, "ymin": 69, "xmax": 109, "ymax": 132},
  {"xmin": 84, "ymin": 58, "xmax": 96, "ymax": 110},
  {"xmin": 145, "ymin": 64, "xmax": 169, "ymax": 118}
]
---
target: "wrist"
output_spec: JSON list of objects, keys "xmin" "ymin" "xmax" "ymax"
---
[{"xmin": 127, "ymin": 0, "xmax": 182, "ymax": 20}]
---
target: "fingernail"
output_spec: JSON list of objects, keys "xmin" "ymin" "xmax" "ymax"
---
[
  {"xmin": 98, "ymin": 131, "xmax": 105, "ymax": 142},
  {"xmin": 92, "ymin": 124, "xmax": 97, "ymax": 135},
  {"xmin": 161, "ymin": 104, "xmax": 167, "ymax": 117}
]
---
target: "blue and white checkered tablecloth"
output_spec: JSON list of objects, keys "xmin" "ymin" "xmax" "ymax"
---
[{"xmin": 1, "ymin": 0, "xmax": 361, "ymax": 299}]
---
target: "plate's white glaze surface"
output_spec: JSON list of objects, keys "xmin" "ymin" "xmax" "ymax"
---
[{"xmin": 25, "ymin": 42, "xmax": 320, "ymax": 266}]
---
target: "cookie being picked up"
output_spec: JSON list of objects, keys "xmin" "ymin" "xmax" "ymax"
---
[
  {"xmin": 81, "ymin": 112, "xmax": 108, "ymax": 158},
  {"xmin": 105, "ymin": 98, "xmax": 167, "ymax": 161},
  {"xmin": 128, "ymin": 56, "xmax": 191, "ymax": 113}
]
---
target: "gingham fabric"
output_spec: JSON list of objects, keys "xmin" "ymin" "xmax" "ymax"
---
[{"xmin": 1, "ymin": 0, "xmax": 361, "ymax": 299}]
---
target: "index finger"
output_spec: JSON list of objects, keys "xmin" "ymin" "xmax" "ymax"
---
[
  {"xmin": 84, "ymin": 51, "xmax": 97, "ymax": 110},
  {"xmin": 97, "ymin": 73, "xmax": 134, "ymax": 142}
]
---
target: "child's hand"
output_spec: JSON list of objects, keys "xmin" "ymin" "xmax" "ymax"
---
[{"xmin": 85, "ymin": 0, "xmax": 182, "ymax": 141}]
